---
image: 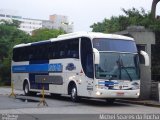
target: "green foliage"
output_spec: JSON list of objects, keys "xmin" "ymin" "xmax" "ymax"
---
[
  {"xmin": 31, "ymin": 28, "xmax": 65, "ymax": 42},
  {"xmin": 0, "ymin": 20, "xmax": 65, "ymax": 85},
  {"xmin": 0, "ymin": 19, "xmax": 21, "ymax": 28},
  {"xmin": 90, "ymin": 7, "xmax": 160, "ymax": 33},
  {"xmin": 0, "ymin": 20, "xmax": 31, "ymax": 85}
]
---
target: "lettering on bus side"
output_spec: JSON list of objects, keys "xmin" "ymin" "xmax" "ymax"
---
[
  {"xmin": 87, "ymin": 85, "xmax": 93, "ymax": 91},
  {"xmin": 48, "ymin": 63, "xmax": 63, "ymax": 72}
]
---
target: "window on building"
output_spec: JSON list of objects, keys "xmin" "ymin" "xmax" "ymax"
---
[
  {"xmin": 0, "ymin": 14, "xmax": 5, "ymax": 17},
  {"xmin": 6, "ymin": 15, "xmax": 11, "ymax": 18}
]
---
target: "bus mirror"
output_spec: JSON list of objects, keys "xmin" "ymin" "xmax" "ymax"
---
[
  {"xmin": 93, "ymin": 48, "xmax": 100, "ymax": 64},
  {"xmin": 140, "ymin": 50, "xmax": 149, "ymax": 66}
]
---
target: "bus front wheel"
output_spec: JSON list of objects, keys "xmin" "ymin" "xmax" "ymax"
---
[{"xmin": 71, "ymin": 85, "xmax": 79, "ymax": 102}]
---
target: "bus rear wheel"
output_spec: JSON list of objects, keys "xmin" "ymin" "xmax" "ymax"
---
[
  {"xmin": 23, "ymin": 82, "xmax": 36, "ymax": 96},
  {"xmin": 24, "ymin": 82, "xmax": 29, "ymax": 95}
]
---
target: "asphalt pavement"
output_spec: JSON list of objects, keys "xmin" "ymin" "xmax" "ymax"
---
[{"xmin": 0, "ymin": 87, "xmax": 160, "ymax": 120}]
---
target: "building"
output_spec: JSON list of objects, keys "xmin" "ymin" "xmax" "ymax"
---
[
  {"xmin": 0, "ymin": 9, "xmax": 73, "ymax": 35},
  {"xmin": 20, "ymin": 18, "xmax": 42, "ymax": 35},
  {"xmin": 42, "ymin": 14, "xmax": 73, "ymax": 33},
  {"xmin": 0, "ymin": 9, "xmax": 42, "ymax": 35}
]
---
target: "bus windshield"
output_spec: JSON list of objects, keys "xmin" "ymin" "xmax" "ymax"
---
[
  {"xmin": 93, "ymin": 38, "xmax": 137, "ymax": 52},
  {"xmin": 93, "ymin": 38, "xmax": 140, "ymax": 81},
  {"xmin": 95, "ymin": 52, "xmax": 140, "ymax": 80}
]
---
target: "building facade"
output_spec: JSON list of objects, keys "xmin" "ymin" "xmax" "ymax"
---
[
  {"xmin": 0, "ymin": 9, "xmax": 73, "ymax": 35},
  {"xmin": 42, "ymin": 14, "xmax": 73, "ymax": 33},
  {"xmin": 20, "ymin": 18, "xmax": 42, "ymax": 35}
]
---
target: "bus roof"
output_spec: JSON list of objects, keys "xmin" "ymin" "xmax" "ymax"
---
[
  {"xmin": 13, "ymin": 32, "xmax": 134, "ymax": 48},
  {"xmin": 56, "ymin": 31, "xmax": 134, "ymax": 41}
]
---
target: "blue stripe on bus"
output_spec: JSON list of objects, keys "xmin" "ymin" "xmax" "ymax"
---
[
  {"xmin": 12, "ymin": 63, "xmax": 63, "ymax": 73},
  {"xmin": 98, "ymin": 81, "xmax": 119, "ymax": 86},
  {"xmin": 29, "ymin": 73, "xmax": 49, "ymax": 90},
  {"xmin": 105, "ymin": 81, "xmax": 114, "ymax": 86},
  {"xmin": 98, "ymin": 82, "xmax": 105, "ymax": 85},
  {"xmin": 29, "ymin": 60, "xmax": 50, "ymax": 90}
]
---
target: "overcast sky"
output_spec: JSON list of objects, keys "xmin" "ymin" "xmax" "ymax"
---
[{"xmin": 0, "ymin": 0, "xmax": 159, "ymax": 32}]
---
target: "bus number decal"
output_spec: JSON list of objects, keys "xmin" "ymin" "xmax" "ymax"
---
[{"xmin": 48, "ymin": 63, "xmax": 63, "ymax": 72}]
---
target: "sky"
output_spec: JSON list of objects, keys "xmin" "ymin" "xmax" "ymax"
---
[{"xmin": 0, "ymin": 0, "xmax": 159, "ymax": 32}]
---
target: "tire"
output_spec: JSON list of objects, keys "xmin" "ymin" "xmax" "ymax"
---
[
  {"xmin": 70, "ymin": 85, "xmax": 79, "ymax": 102},
  {"xmin": 24, "ymin": 82, "xmax": 30, "ymax": 96},
  {"xmin": 106, "ymin": 98, "xmax": 115, "ymax": 104},
  {"xmin": 24, "ymin": 82, "xmax": 36, "ymax": 96}
]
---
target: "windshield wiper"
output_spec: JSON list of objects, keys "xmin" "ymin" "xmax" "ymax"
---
[{"xmin": 120, "ymin": 59, "xmax": 133, "ymax": 81}]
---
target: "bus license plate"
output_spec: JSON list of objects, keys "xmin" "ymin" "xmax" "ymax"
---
[{"xmin": 116, "ymin": 92, "xmax": 124, "ymax": 96}]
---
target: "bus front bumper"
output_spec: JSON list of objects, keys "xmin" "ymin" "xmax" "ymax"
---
[{"xmin": 92, "ymin": 89, "xmax": 140, "ymax": 98}]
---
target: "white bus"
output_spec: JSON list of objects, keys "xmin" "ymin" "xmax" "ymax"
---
[{"xmin": 12, "ymin": 32, "xmax": 149, "ymax": 103}]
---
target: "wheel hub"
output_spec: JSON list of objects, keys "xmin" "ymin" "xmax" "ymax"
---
[
  {"xmin": 71, "ymin": 88, "xmax": 76, "ymax": 99},
  {"xmin": 25, "ymin": 84, "xmax": 29, "ymax": 94}
]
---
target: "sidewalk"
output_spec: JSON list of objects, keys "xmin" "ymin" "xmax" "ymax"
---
[
  {"xmin": 0, "ymin": 86, "xmax": 23, "ymax": 96},
  {"xmin": 116, "ymin": 99, "xmax": 160, "ymax": 108}
]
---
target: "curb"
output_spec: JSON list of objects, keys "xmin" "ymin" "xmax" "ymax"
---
[
  {"xmin": 116, "ymin": 99, "xmax": 160, "ymax": 108},
  {"xmin": 0, "ymin": 93, "xmax": 23, "ymax": 96}
]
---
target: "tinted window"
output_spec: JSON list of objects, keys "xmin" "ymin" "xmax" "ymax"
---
[
  {"xmin": 50, "ymin": 39, "xmax": 79, "ymax": 59},
  {"xmin": 81, "ymin": 37, "xmax": 94, "ymax": 78},
  {"xmin": 13, "ymin": 39, "xmax": 79, "ymax": 62},
  {"xmin": 13, "ymin": 47, "xmax": 29, "ymax": 62},
  {"xmin": 93, "ymin": 38, "xmax": 137, "ymax": 53}
]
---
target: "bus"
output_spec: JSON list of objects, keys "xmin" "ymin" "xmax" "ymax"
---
[{"xmin": 12, "ymin": 32, "xmax": 149, "ymax": 103}]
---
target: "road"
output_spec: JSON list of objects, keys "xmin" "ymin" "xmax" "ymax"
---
[{"xmin": 0, "ymin": 87, "xmax": 160, "ymax": 120}]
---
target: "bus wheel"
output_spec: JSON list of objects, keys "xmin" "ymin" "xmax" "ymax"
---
[
  {"xmin": 71, "ymin": 85, "xmax": 79, "ymax": 102},
  {"xmin": 24, "ymin": 82, "xmax": 36, "ymax": 96},
  {"xmin": 106, "ymin": 98, "xmax": 115, "ymax": 104},
  {"xmin": 24, "ymin": 82, "xmax": 30, "ymax": 96}
]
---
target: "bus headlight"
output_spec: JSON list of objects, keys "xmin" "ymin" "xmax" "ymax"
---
[
  {"xmin": 96, "ymin": 91, "xmax": 101, "ymax": 96},
  {"xmin": 131, "ymin": 82, "xmax": 140, "ymax": 90},
  {"xmin": 136, "ymin": 92, "xmax": 140, "ymax": 96}
]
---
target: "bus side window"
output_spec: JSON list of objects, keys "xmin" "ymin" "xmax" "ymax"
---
[
  {"xmin": 49, "ymin": 39, "xmax": 79, "ymax": 59},
  {"xmin": 81, "ymin": 37, "xmax": 94, "ymax": 78},
  {"xmin": 68, "ymin": 39, "xmax": 79, "ymax": 59},
  {"xmin": 28, "ymin": 46, "xmax": 36, "ymax": 61}
]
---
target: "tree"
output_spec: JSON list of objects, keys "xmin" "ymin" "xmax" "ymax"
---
[
  {"xmin": 90, "ymin": 8, "xmax": 160, "ymax": 33},
  {"xmin": 31, "ymin": 28, "xmax": 65, "ymax": 42},
  {"xmin": 0, "ymin": 20, "xmax": 31, "ymax": 85},
  {"xmin": 0, "ymin": 19, "xmax": 21, "ymax": 27},
  {"xmin": 0, "ymin": 20, "xmax": 65, "ymax": 85}
]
